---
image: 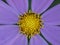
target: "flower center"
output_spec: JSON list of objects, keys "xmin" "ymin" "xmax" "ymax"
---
[{"xmin": 18, "ymin": 11, "xmax": 43, "ymax": 38}]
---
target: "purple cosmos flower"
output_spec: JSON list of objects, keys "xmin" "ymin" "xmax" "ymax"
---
[{"xmin": 0, "ymin": 0, "xmax": 60, "ymax": 45}]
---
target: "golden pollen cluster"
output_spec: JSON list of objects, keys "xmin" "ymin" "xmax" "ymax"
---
[{"xmin": 18, "ymin": 11, "xmax": 43, "ymax": 38}]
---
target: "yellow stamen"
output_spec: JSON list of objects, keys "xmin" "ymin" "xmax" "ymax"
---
[{"xmin": 17, "ymin": 10, "xmax": 43, "ymax": 38}]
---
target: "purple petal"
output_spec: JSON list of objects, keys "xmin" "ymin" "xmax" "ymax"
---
[
  {"xmin": 31, "ymin": 0, "xmax": 54, "ymax": 14},
  {"xmin": 12, "ymin": 35, "xmax": 28, "ymax": 45},
  {"xmin": 0, "ymin": 1, "xmax": 19, "ymax": 15},
  {"xmin": 0, "ymin": 25, "xmax": 19, "ymax": 45},
  {"xmin": 0, "ymin": 1, "xmax": 18, "ymax": 24},
  {"xmin": 41, "ymin": 24, "xmax": 60, "ymax": 45},
  {"xmin": 42, "ymin": 4, "xmax": 60, "ymax": 25},
  {"xmin": 30, "ymin": 35, "xmax": 48, "ymax": 45},
  {"xmin": 6, "ymin": 0, "xmax": 28, "ymax": 15}
]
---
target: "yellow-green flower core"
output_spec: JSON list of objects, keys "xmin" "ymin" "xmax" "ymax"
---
[{"xmin": 18, "ymin": 11, "xmax": 43, "ymax": 38}]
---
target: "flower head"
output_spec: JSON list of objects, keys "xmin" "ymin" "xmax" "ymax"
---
[{"xmin": 0, "ymin": 0, "xmax": 60, "ymax": 45}]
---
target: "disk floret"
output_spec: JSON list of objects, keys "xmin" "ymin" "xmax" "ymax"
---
[{"xmin": 18, "ymin": 11, "xmax": 43, "ymax": 38}]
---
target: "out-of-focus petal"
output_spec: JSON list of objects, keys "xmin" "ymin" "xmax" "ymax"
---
[
  {"xmin": 0, "ymin": 1, "xmax": 19, "ymax": 24},
  {"xmin": 42, "ymin": 4, "xmax": 60, "ymax": 25},
  {"xmin": 31, "ymin": 0, "xmax": 54, "ymax": 14},
  {"xmin": 0, "ymin": 1, "xmax": 19, "ymax": 15},
  {"xmin": 30, "ymin": 35, "xmax": 48, "ymax": 45},
  {"xmin": 12, "ymin": 35, "xmax": 28, "ymax": 45},
  {"xmin": 41, "ymin": 24, "xmax": 60, "ymax": 45},
  {"xmin": 6, "ymin": 0, "xmax": 28, "ymax": 15},
  {"xmin": 0, "ymin": 25, "xmax": 19, "ymax": 45}
]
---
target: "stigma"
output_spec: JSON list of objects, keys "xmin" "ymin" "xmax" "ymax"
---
[{"xmin": 17, "ymin": 10, "xmax": 43, "ymax": 38}]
